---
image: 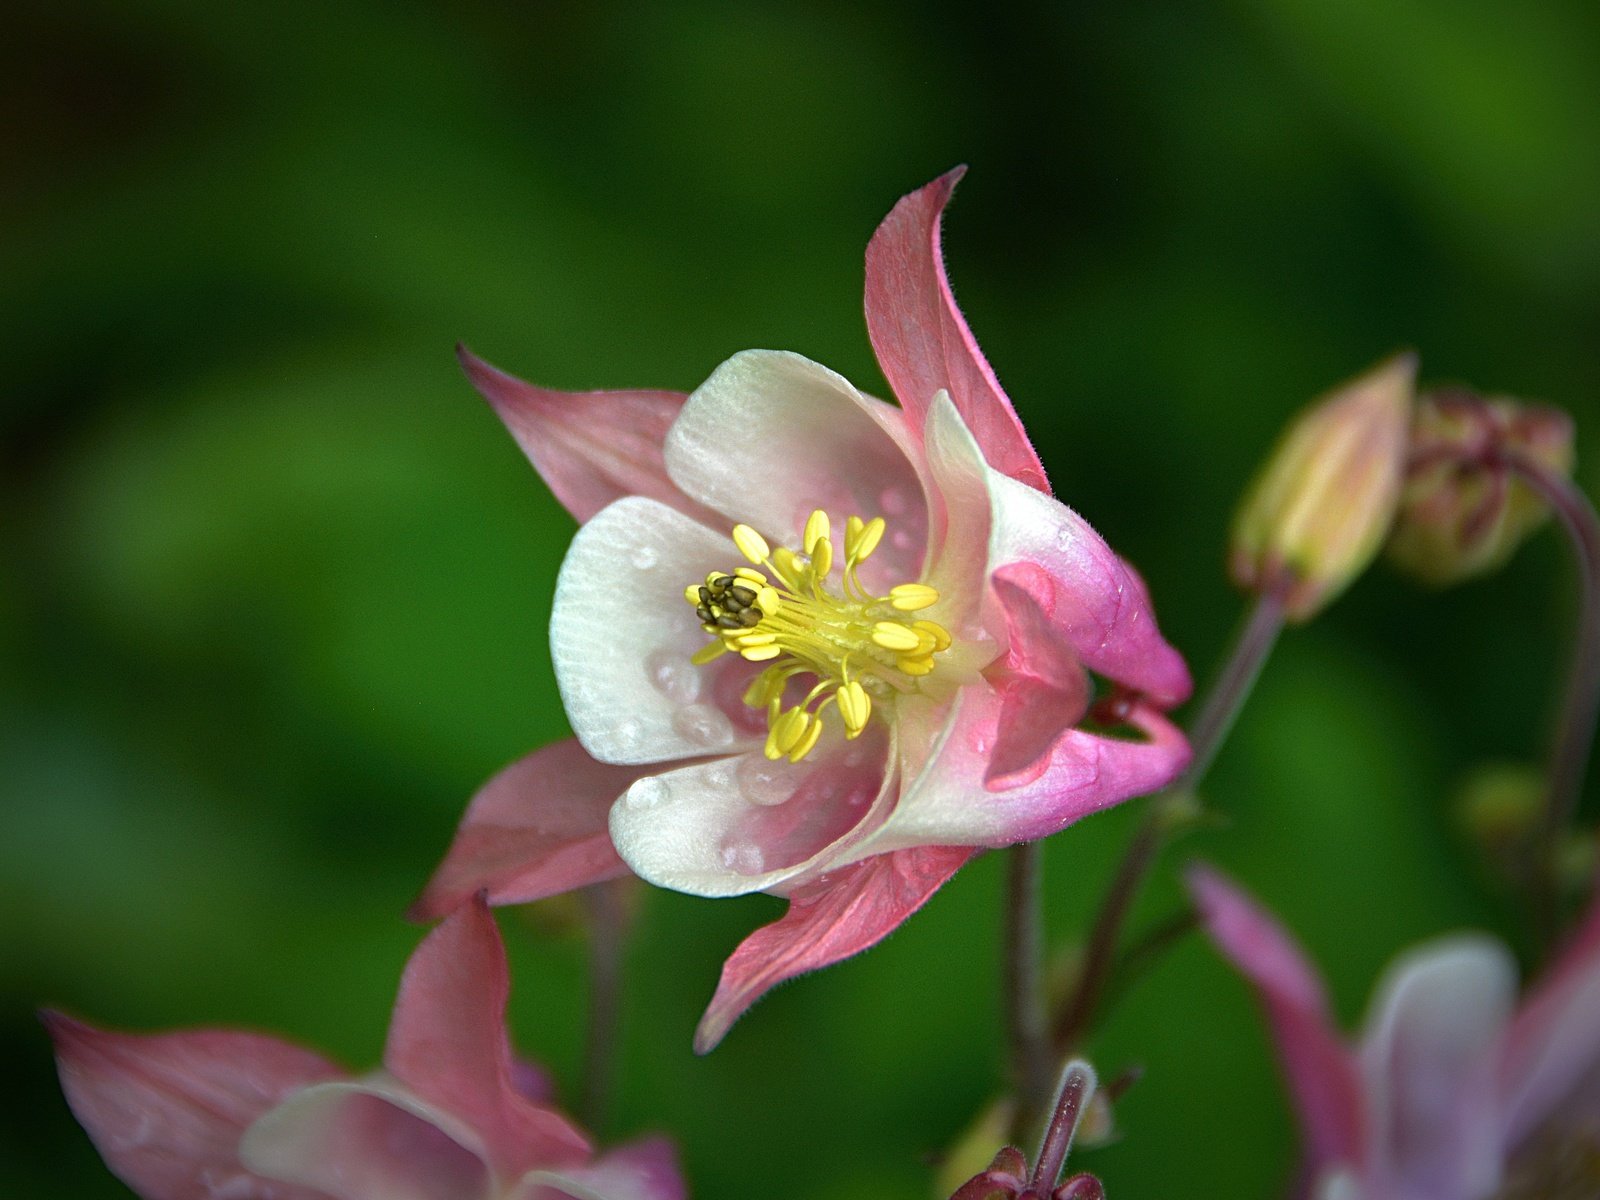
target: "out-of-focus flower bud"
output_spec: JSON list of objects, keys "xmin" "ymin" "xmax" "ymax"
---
[
  {"xmin": 1387, "ymin": 389, "xmax": 1575, "ymax": 585},
  {"xmin": 1456, "ymin": 761, "xmax": 1544, "ymax": 875},
  {"xmin": 1230, "ymin": 353, "xmax": 1415, "ymax": 621}
]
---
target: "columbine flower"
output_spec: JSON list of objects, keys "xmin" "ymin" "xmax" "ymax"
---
[
  {"xmin": 415, "ymin": 169, "xmax": 1192, "ymax": 1051},
  {"xmin": 46, "ymin": 898, "xmax": 684, "ymax": 1200},
  {"xmin": 1188, "ymin": 865, "xmax": 1600, "ymax": 1200}
]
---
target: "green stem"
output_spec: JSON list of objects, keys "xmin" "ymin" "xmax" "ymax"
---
[{"xmin": 1003, "ymin": 840, "xmax": 1052, "ymax": 1134}]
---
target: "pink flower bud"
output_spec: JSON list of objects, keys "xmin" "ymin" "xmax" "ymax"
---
[
  {"xmin": 1230, "ymin": 353, "xmax": 1416, "ymax": 621},
  {"xmin": 1387, "ymin": 389, "xmax": 1575, "ymax": 585}
]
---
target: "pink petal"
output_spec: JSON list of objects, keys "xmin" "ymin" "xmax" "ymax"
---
[
  {"xmin": 692, "ymin": 844, "xmax": 972, "ymax": 1053},
  {"xmin": 458, "ymin": 346, "xmax": 715, "ymax": 526},
  {"xmin": 607, "ymin": 724, "xmax": 894, "ymax": 898},
  {"xmin": 43, "ymin": 1011, "xmax": 342, "ymax": 1200},
  {"xmin": 1499, "ymin": 889, "xmax": 1600, "ymax": 1145},
  {"xmin": 409, "ymin": 739, "xmax": 645, "ymax": 922},
  {"xmin": 384, "ymin": 898, "xmax": 591, "ymax": 1179},
  {"xmin": 1185, "ymin": 866, "xmax": 1366, "ymax": 1171},
  {"xmin": 514, "ymin": 1136, "xmax": 686, "ymax": 1200},
  {"xmin": 984, "ymin": 569, "xmax": 1091, "ymax": 788},
  {"xmin": 240, "ymin": 1080, "xmax": 492, "ymax": 1200},
  {"xmin": 1357, "ymin": 938, "xmax": 1513, "ymax": 1200},
  {"xmin": 857, "ymin": 684, "xmax": 1187, "ymax": 853},
  {"xmin": 661, "ymin": 350, "xmax": 929, "ymax": 590},
  {"xmin": 864, "ymin": 168, "xmax": 1050, "ymax": 493}
]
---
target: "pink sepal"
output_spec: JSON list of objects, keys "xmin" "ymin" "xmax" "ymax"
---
[
  {"xmin": 384, "ymin": 898, "xmax": 591, "ymax": 1179},
  {"xmin": 1186, "ymin": 865, "xmax": 1366, "ymax": 1170},
  {"xmin": 864, "ymin": 168, "xmax": 1050, "ymax": 494},
  {"xmin": 43, "ymin": 1011, "xmax": 342, "ymax": 1200},
  {"xmin": 458, "ymin": 346, "xmax": 714, "ymax": 526},
  {"xmin": 409, "ymin": 739, "xmax": 642, "ymax": 922},
  {"xmin": 984, "ymin": 569, "xmax": 1091, "ymax": 788},
  {"xmin": 693, "ymin": 844, "xmax": 972, "ymax": 1053},
  {"xmin": 1498, "ymin": 887, "xmax": 1600, "ymax": 1143},
  {"xmin": 515, "ymin": 1136, "xmax": 687, "ymax": 1200}
]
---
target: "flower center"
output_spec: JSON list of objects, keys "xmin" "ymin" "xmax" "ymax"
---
[{"xmin": 684, "ymin": 509, "xmax": 952, "ymax": 763}]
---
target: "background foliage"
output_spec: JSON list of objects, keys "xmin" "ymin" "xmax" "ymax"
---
[{"xmin": 5, "ymin": 1, "xmax": 1599, "ymax": 1196}]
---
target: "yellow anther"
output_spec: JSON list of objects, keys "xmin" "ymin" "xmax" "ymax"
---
[
  {"xmin": 734, "ymin": 567, "xmax": 768, "ymax": 586},
  {"xmin": 732, "ymin": 631, "xmax": 777, "ymax": 648},
  {"xmin": 690, "ymin": 640, "xmax": 728, "ymax": 665},
  {"xmin": 803, "ymin": 509, "xmax": 831, "ymax": 555},
  {"xmin": 768, "ymin": 707, "xmax": 810, "ymax": 757},
  {"xmin": 788, "ymin": 716, "xmax": 823, "ymax": 762},
  {"xmin": 846, "ymin": 516, "xmax": 885, "ymax": 564},
  {"xmin": 811, "ymin": 536, "xmax": 834, "ymax": 580},
  {"xmin": 871, "ymin": 621, "xmax": 922, "ymax": 652},
  {"xmin": 888, "ymin": 583, "xmax": 939, "ymax": 611},
  {"xmin": 771, "ymin": 546, "xmax": 803, "ymax": 583},
  {"xmin": 684, "ymin": 583, "xmax": 702, "ymax": 605},
  {"xmin": 913, "ymin": 620, "xmax": 952, "ymax": 652},
  {"xmin": 732, "ymin": 524, "xmax": 770, "ymax": 564},
  {"xmin": 898, "ymin": 655, "xmax": 936, "ymax": 676},
  {"xmin": 755, "ymin": 587, "xmax": 781, "ymax": 616},
  {"xmin": 837, "ymin": 680, "xmax": 871, "ymax": 737},
  {"xmin": 742, "ymin": 644, "xmax": 782, "ymax": 662}
]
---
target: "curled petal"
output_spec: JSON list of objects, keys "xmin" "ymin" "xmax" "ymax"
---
[
  {"xmin": 409, "ymin": 739, "xmax": 646, "ymax": 921},
  {"xmin": 514, "ymin": 1136, "xmax": 687, "ymax": 1200},
  {"xmin": 43, "ymin": 1011, "xmax": 341, "ymax": 1200},
  {"xmin": 459, "ymin": 346, "xmax": 713, "ymax": 526},
  {"xmin": 663, "ymin": 350, "xmax": 928, "ymax": 587},
  {"xmin": 551, "ymin": 497, "xmax": 765, "ymax": 765},
  {"xmin": 385, "ymin": 898, "xmax": 590, "ymax": 1179},
  {"xmin": 1186, "ymin": 866, "xmax": 1366, "ymax": 1171},
  {"xmin": 693, "ymin": 843, "xmax": 972, "ymax": 1053},
  {"xmin": 864, "ymin": 168, "xmax": 1050, "ymax": 493},
  {"xmin": 240, "ymin": 1079, "xmax": 492, "ymax": 1200},
  {"xmin": 608, "ymin": 724, "xmax": 894, "ymax": 898},
  {"xmin": 856, "ymin": 684, "xmax": 1186, "ymax": 853},
  {"xmin": 1499, "ymin": 889, "xmax": 1600, "ymax": 1144},
  {"xmin": 1358, "ymin": 937, "xmax": 1513, "ymax": 1199}
]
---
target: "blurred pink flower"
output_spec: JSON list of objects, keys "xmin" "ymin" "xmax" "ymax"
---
[
  {"xmin": 417, "ymin": 169, "xmax": 1192, "ymax": 1051},
  {"xmin": 1188, "ymin": 864, "xmax": 1600, "ymax": 1200},
  {"xmin": 46, "ymin": 898, "xmax": 685, "ymax": 1200}
]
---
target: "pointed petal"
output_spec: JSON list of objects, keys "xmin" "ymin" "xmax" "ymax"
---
[
  {"xmin": 608, "ymin": 724, "xmax": 893, "ymax": 898},
  {"xmin": 550, "ymin": 497, "xmax": 765, "ymax": 765},
  {"xmin": 240, "ymin": 1078, "xmax": 491, "ymax": 1200},
  {"xmin": 662, "ymin": 350, "xmax": 928, "ymax": 587},
  {"xmin": 984, "ymin": 569, "xmax": 1092, "ymax": 788},
  {"xmin": 513, "ymin": 1136, "xmax": 686, "ymax": 1200},
  {"xmin": 693, "ymin": 844, "xmax": 972, "ymax": 1052},
  {"xmin": 409, "ymin": 739, "xmax": 644, "ymax": 921},
  {"xmin": 854, "ymin": 683, "xmax": 1187, "ymax": 853},
  {"xmin": 1358, "ymin": 937, "xmax": 1513, "ymax": 1198},
  {"xmin": 1499, "ymin": 889, "xmax": 1600, "ymax": 1144},
  {"xmin": 384, "ymin": 899, "xmax": 590, "ymax": 1178},
  {"xmin": 864, "ymin": 168, "xmax": 1049, "ymax": 492},
  {"xmin": 459, "ymin": 347, "xmax": 713, "ymax": 525},
  {"xmin": 1185, "ymin": 866, "xmax": 1367, "ymax": 1170},
  {"xmin": 43, "ymin": 1011, "xmax": 341, "ymax": 1200}
]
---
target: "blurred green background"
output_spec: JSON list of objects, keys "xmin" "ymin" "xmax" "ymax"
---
[{"xmin": 5, "ymin": 1, "xmax": 1599, "ymax": 1196}]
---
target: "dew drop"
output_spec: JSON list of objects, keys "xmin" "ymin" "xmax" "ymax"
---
[
  {"xmin": 879, "ymin": 486, "xmax": 909, "ymax": 515},
  {"xmin": 613, "ymin": 717, "xmax": 645, "ymax": 753},
  {"xmin": 967, "ymin": 726, "xmax": 992, "ymax": 755},
  {"xmin": 632, "ymin": 544, "xmax": 659, "ymax": 570},
  {"xmin": 719, "ymin": 839, "xmax": 767, "ymax": 875},
  {"xmin": 646, "ymin": 648, "xmax": 702, "ymax": 704},
  {"xmin": 737, "ymin": 755, "xmax": 794, "ymax": 806},
  {"xmin": 890, "ymin": 528, "xmax": 915, "ymax": 552},
  {"xmin": 672, "ymin": 703, "xmax": 735, "ymax": 748},
  {"xmin": 627, "ymin": 775, "xmax": 671, "ymax": 810}
]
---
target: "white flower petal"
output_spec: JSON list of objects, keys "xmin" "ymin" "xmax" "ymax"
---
[
  {"xmin": 551, "ymin": 497, "xmax": 763, "ymax": 765},
  {"xmin": 664, "ymin": 350, "xmax": 928, "ymax": 587},
  {"xmin": 609, "ymin": 723, "xmax": 894, "ymax": 897}
]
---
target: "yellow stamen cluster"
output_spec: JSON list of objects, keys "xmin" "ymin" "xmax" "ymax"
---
[{"xmin": 684, "ymin": 509, "xmax": 952, "ymax": 763}]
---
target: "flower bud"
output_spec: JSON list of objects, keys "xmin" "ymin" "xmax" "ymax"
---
[
  {"xmin": 1230, "ymin": 353, "xmax": 1415, "ymax": 621},
  {"xmin": 1387, "ymin": 389, "xmax": 1575, "ymax": 585}
]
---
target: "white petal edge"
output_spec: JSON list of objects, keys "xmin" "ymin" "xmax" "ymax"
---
[
  {"xmin": 663, "ymin": 350, "xmax": 929, "ymax": 588},
  {"xmin": 551, "ymin": 497, "xmax": 763, "ymax": 765}
]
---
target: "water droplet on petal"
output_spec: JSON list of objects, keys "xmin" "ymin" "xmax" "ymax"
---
[
  {"xmin": 719, "ymin": 839, "xmax": 766, "ymax": 875},
  {"xmin": 632, "ymin": 545, "xmax": 658, "ymax": 570},
  {"xmin": 890, "ymin": 528, "xmax": 915, "ymax": 552},
  {"xmin": 627, "ymin": 775, "xmax": 671, "ymax": 810},
  {"xmin": 1055, "ymin": 526, "xmax": 1076, "ymax": 551},
  {"xmin": 879, "ymin": 486, "xmax": 909, "ymax": 515},
  {"xmin": 737, "ymin": 755, "xmax": 794, "ymax": 806},
  {"xmin": 646, "ymin": 648, "xmax": 702, "ymax": 704},
  {"xmin": 672, "ymin": 703, "xmax": 734, "ymax": 748},
  {"xmin": 967, "ymin": 726, "xmax": 992, "ymax": 755},
  {"xmin": 613, "ymin": 717, "xmax": 645, "ymax": 753}
]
